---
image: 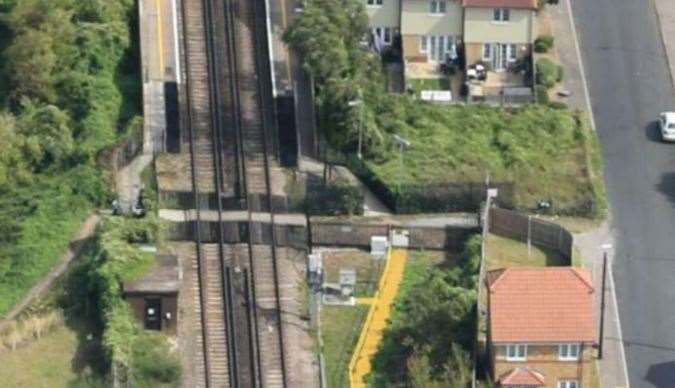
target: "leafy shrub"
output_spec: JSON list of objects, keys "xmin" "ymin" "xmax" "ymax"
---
[
  {"xmin": 305, "ymin": 183, "xmax": 364, "ymax": 216},
  {"xmin": 534, "ymin": 35, "xmax": 554, "ymax": 53},
  {"xmin": 368, "ymin": 236, "xmax": 481, "ymax": 386},
  {"xmin": 132, "ymin": 332, "xmax": 182, "ymax": 386},
  {"xmin": 548, "ymin": 101, "xmax": 568, "ymax": 110},
  {"xmin": 556, "ymin": 64, "xmax": 565, "ymax": 82},
  {"xmin": 535, "ymin": 85, "xmax": 550, "ymax": 104},
  {"xmin": 536, "ymin": 58, "xmax": 559, "ymax": 88}
]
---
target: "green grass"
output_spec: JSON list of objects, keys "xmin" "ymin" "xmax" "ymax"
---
[
  {"xmin": 407, "ymin": 78, "xmax": 450, "ymax": 93},
  {"xmin": 0, "ymin": 187, "xmax": 93, "ymax": 317},
  {"xmin": 486, "ymin": 233, "xmax": 568, "ymax": 270},
  {"xmin": 321, "ymin": 305, "xmax": 369, "ymax": 388},
  {"xmin": 0, "ymin": 325, "xmax": 80, "ymax": 387},
  {"xmin": 366, "ymin": 104, "xmax": 601, "ymax": 214}
]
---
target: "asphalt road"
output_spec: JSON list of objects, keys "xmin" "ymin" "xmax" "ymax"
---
[{"xmin": 572, "ymin": 0, "xmax": 675, "ymax": 386}]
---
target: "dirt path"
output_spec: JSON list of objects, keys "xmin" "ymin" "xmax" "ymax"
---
[{"xmin": 0, "ymin": 213, "xmax": 100, "ymax": 323}]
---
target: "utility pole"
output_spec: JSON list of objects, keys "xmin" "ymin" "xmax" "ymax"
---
[{"xmin": 598, "ymin": 251, "xmax": 608, "ymax": 359}]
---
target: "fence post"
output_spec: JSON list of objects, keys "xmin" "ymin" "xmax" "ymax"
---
[{"xmin": 527, "ymin": 215, "xmax": 532, "ymax": 258}]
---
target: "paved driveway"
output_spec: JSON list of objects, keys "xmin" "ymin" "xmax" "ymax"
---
[{"xmin": 572, "ymin": 0, "xmax": 675, "ymax": 386}]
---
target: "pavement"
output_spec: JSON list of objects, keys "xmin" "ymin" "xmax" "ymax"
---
[
  {"xmin": 545, "ymin": 0, "xmax": 629, "ymax": 385},
  {"xmin": 654, "ymin": 0, "xmax": 675, "ymax": 92},
  {"xmin": 571, "ymin": 0, "xmax": 675, "ymax": 386}
]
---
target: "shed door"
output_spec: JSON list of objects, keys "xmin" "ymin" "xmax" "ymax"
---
[{"xmin": 144, "ymin": 298, "xmax": 162, "ymax": 331}]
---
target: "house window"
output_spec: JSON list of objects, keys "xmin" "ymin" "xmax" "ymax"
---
[
  {"xmin": 493, "ymin": 8, "xmax": 510, "ymax": 21},
  {"xmin": 384, "ymin": 27, "xmax": 391, "ymax": 44},
  {"xmin": 505, "ymin": 344, "xmax": 527, "ymax": 361},
  {"xmin": 372, "ymin": 27, "xmax": 391, "ymax": 45},
  {"xmin": 558, "ymin": 344, "xmax": 580, "ymax": 361},
  {"xmin": 420, "ymin": 36, "xmax": 428, "ymax": 53},
  {"xmin": 508, "ymin": 44, "xmax": 517, "ymax": 60},
  {"xmin": 483, "ymin": 43, "xmax": 492, "ymax": 60},
  {"xmin": 558, "ymin": 381, "xmax": 578, "ymax": 388},
  {"xmin": 367, "ymin": 0, "xmax": 383, "ymax": 6},
  {"xmin": 429, "ymin": 0, "xmax": 446, "ymax": 15}
]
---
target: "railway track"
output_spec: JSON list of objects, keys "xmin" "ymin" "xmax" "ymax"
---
[{"xmin": 181, "ymin": 0, "xmax": 288, "ymax": 386}]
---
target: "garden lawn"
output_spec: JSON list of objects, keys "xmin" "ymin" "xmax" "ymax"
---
[
  {"xmin": 321, "ymin": 305, "xmax": 369, "ymax": 388},
  {"xmin": 486, "ymin": 233, "xmax": 568, "ymax": 270},
  {"xmin": 367, "ymin": 104, "xmax": 598, "ymax": 213}
]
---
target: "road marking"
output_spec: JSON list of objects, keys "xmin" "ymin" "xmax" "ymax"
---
[
  {"xmin": 156, "ymin": 0, "xmax": 165, "ymax": 78},
  {"xmin": 171, "ymin": 0, "xmax": 181, "ymax": 83},
  {"xmin": 565, "ymin": 0, "xmax": 597, "ymax": 132},
  {"xmin": 609, "ymin": 261, "xmax": 631, "ymax": 388}
]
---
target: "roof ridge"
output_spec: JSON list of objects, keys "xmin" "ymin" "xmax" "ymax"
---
[{"xmin": 568, "ymin": 267, "xmax": 594, "ymax": 292}]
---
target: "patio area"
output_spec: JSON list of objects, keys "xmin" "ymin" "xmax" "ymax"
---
[
  {"xmin": 404, "ymin": 61, "xmax": 464, "ymax": 102},
  {"xmin": 466, "ymin": 66, "xmax": 534, "ymax": 105}
]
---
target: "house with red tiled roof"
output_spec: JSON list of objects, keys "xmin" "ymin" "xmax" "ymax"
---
[{"xmin": 486, "ymin": 267, "xmax": 596, "ymax": 388}]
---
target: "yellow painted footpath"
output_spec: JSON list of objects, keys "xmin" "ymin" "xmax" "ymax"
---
[{"xmin": 349, "ymin": 249, "xmax": 408, "ymax": 388}]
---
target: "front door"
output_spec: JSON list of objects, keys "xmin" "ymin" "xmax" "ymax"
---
[{"xmin": 144, "ymin": 298, "xmax": 162, "ymax": 331}]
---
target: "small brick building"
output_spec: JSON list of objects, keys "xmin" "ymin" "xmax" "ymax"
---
[
  {"xmin": 486, "ymin": 267, "xmax": 596, "ymax": 388},
  {"xmin": 123, "ymin": 254, "xmax": 180, "ymax": 335}
]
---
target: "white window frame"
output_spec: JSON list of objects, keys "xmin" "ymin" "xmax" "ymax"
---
[
  {"xmin": 420, "ymin": 36, "xmax": 428, "ymax": 53},
  {"xmin": 429, "ymin": 0, "xmax": 446, "ymax": 15},
  {"xmin": 482, "ymin": 43, "xmax": 492, "ymax": 60},
  {"xmin": 558, "ymin": 380, "xmax": 578, "ymax": 388},
  {"xmin": 366, "ymin": 0, "xmax": 383, "ymax": 7},
  {"xmin": 493, "ymin": 8, "xmax": 510, "ymax": 22},
  {"xmin": 505, "ymin": 344, "xmax": 527, "ymax": 361},
  {"xmin": 558, "ymin": 343, "xmax": 580, "ymax": 361}
]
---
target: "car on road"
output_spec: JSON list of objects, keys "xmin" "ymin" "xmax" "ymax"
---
[{"xmin": 659, "ymin": 112, "xmax": 675, "ymax": 141}]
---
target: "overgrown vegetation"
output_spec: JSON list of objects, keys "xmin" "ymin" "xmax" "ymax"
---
[
  {"xmin": 61, "ymin": 214, "xmax": 181, "ymax": 387},
  {"xmin": 368, "ymin": 237, "xmax": 481, "ymax": 387},
  {"xmin": 286, "ymin": 0, "xmax": 605, "ymax": 217},
  {"xmin": 0, "ymin": 0, "xmax": 141, "ymax": 317}
]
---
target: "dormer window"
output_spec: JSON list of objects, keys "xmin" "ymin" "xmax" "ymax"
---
[
  {"xmin": 367, "ymin": 0, "xmax": 383, "ymax": 7},
  {"xmin": 493, "ymin": 8, "xmax": 510, "ymax": 22}
]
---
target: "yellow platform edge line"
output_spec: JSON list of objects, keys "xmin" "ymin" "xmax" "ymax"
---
[{"xmin": 348, "ymin": 248, "xmax": 408, "ymax": 388}]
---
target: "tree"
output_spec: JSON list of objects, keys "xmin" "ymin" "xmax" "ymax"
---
[
  {"xmin": 16, "ymin": 99, "xmax": 74, "ymax": 170},
  {"xmin": 3, "ymin": 29, "xmax": 57, "ymax": 104}
]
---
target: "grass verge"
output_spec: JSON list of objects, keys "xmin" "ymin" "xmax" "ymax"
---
[
  {"xmin": 485, "ymin": 233, "xmax": 568, "ymax": 270},
  {"xmin": 321, "ymin": 305, "xmax": 369, "ymax": 388}
]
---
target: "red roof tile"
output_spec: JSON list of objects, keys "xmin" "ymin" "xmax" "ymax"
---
[
  {"xmin": 463, "ymin": 0, "xmax": 538, "ymax": 9},
  {"xmin": 487, "ymin": 267, "xmax": 595, "ymax": 343},
  {"xmin": 500, "ymin": 367, "xmax": 546, "ymax": 386}
]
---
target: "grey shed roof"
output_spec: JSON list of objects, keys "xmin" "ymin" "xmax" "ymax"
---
[{"xmin": 123, "ymin": 254, "xmax": 180, "ymax": 295}]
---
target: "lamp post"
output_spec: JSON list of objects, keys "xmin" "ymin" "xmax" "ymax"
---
[
  {"xmin": 347, "ymin": 99, "xmax": 363, "ymax": 159},
  {"xmin": 598, "ymin": 243, "xmax": 612, "ymax": 359},
  {"xmin": 392, "ymin": 134, "xmax": 411, "ymax": 189}
]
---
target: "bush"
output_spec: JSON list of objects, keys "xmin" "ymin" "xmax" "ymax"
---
[
  {"xmin": 535, "ymin": 85, "xmax": 550, "ymax": 104},
  {"xmin": 556, "ymin": 64, "xmax": 565, "ymax": 82},
  {"xmin": 536, "ymin": 58, "xmax": 558, "ymax": 88},
  {"xmin": 548, "ymin": 101, "xmax": 568, "ymax": 110},
  {"xmin": 305, "ymin": 183, "xmax": 364, "ymax": 216},
  {"xmin": 534, "ymin": 35, "xmax": 555, "ymax": 53}
]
